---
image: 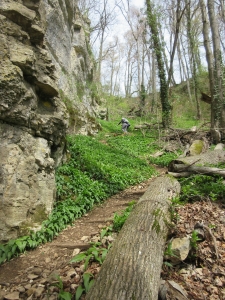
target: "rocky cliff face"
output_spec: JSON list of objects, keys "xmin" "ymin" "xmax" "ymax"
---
[{"xmin": 0, "ymin": 0, "xmax": 99, "ymax": 242}]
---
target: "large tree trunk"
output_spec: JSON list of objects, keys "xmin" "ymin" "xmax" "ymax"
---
[
  {"xmin": 146, "ymin": 0, "xmax": 172, "ymax": 128},
  {"xmin": 207, "ymin": 0, "xmax": 225, "ymax": 141},
  {"xmin": 199, "ymin": 0, "xmax": 214, "ymax": 123},
  {"xmin": 167, "ymin": 0, "xmax": 185, "ymax": 87},
  {"xmin": 185, "ymin": 0, "xmax": 201, "ymax": 120},
  {"xmin": 86, "ymin": 176, "xmax": 180, "ymax": 300}
]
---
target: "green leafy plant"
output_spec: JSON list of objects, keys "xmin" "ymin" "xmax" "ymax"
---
[
  {"xmin": 100, "ymin": 226, "xmax": 113, "ymax": 239},
  {"xmin": 169, "ymin": 196, "xmax": 181, "ymax": 223},
  {"xmin": 190, "ymin": 230, "xmax": 202, "ymax": 250},
  {"xmin": 75, "ymin": 273, "xmax": 94, "ymax": 300},
  {"xmin": 163, "ymin": 241, "xmax": 179, "ymax": 267},
  {"xmin": 70, "ymin": 242, "xmax": 112, "ymax": 270},
  {"xmin": 164, "ymin": 241, "xmax": 176, "ymax": 257},
  {"xmin": 179, "ymin": 175, "xmax": 225, "ymax": 202},
  {"xmin": 163, "ymin": 241, "xmax": 180, "ymax": 268},
  {"xmin": 148, "ymin": 151, "xmax": 181, "ymax": 167},
  {"xmin": 51, "ymin": 275, "xmax": 72, "ymax": 300},
  {"xmin": 112, "ymin": 201, "xmax": 136, "ymax": 232}
]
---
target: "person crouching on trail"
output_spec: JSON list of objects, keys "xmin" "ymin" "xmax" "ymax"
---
[{"xmin": 118, "ymin": 118, "xmax": 130, "ymax": 133}]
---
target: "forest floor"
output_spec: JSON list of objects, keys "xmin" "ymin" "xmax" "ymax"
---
[{"xmin": 0, "ymin": 167, "xmax": 225, "ymax": 300}]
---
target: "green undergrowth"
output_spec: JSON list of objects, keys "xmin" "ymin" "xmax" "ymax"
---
[
  {"xmin": 112, "ymin": 200, "xmax": 136, "ymax": 232},
  {"xmin": 97, "ymin": 120, "xmax": 163, "ymax": 157},
  {"xmin": 0, "ymin": 126, "xmax": 156, "ymax": 265},
  {"xmin": 148, "ymin": 152, "xmax": 181, "ymax": 167},
  {"xmin": 178, "ymin": 174, "xmax": 225, "ymax": 202}
]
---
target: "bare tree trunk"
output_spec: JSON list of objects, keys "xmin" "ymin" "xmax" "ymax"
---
[
  {"xmin": 146, "ymin": 0, "xmax": 172, "ymax": 128},
  {"xmin": 186, "ymin": 0, "xmax": 201, "ymax": 120},
  {"xmin": 177, "ymin": 37, "xmax": 192, "ymax": 101},
  {"xmin": 199, "ymin": 0, "xmax": 215, "ymax": 131},
  {"xmin": 177, "ymin": 41, "xmax": 184, "ymax": 82},
  {"xmin": 86, "ymin": 176, "xmax": 180, "ymax": 300},
  {"xmin": 207, "ymin": 0, "xmax": 225, "ymax": 141},
  {"xmin": 180, "ymin": 35, "xmax": 193, "ymax": 102},
  {"xmin": 167, "ymin": 0, "xmax": 185, "ymax": 87},
  {"xmin": 151, "ymin": 51, "xmax": 157, "ymax": 113}
]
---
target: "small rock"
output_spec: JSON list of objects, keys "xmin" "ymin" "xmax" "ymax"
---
[
  {"xmin": 80, "ymin": 236, "xmax": 89, "ymax": 242},
  {"xmin": 24, "ymin": 284, "xmax": 32, "ymax": 290},
  {"xmin": 192, "ymin": 268, "xmax": 203, "ymax": 279},
  {"xmin": 91, "ymin": 236, "xmax": 100, "ymax": 243},
  {"xmin": 48, "ymin": 294, "xmax": 59, "ymax": 300},
  {"xmin": 214, "ymin": 277, "xmax": 223, "ymax": 287},
  {"xmin": 26, "ymin": 288, "xmax": 34, "ymax": 297},
  {"xmin": 79, "ymin": 264, "xmax": 85, "ymax": 273},
  {"xmin": 180, "ymin": 268, "xmax": 191, "ymax": 278},
  {"xmin": 40, "ymin": 275, "xmax": 48, "ymax": 282},
  {"xmin": 27, "ymin": 274, "xmax": 39, "ymax": 280},
  {"xmin": 219, "ymin": 216, "xmax": 225, "ymax": 225},
  {"xmin": 75, "ymin": 267, "xmax": 81, "ymax": 273},
  {"xmin": 16, "ymin": 286, "xmax": 25, "ymax": 293},
  {"xmin": 98, "ymin": 224, "xmax": 104, "ymax": 229},
  {"xmin": 66, "ymin": 268, "xmax": 76, "ymax": 278},
  {"xmin": 72, "ymin": 248, "xmax": 81, "ymax": 256},
  {"xmin": 170, "ymin": 237, "xmax": 191, "ymax": 264},
  {"xmin": 107, "ymin": 236, "xmax": 114, "ymax": 242},
  {"xmin": 0, "ymin": 290, "xmax": 7, "ymax": 300},
  {"xmin": 34, "ymin": 286, "xmax": 45, "ymax": 297},
  {"xmin": 214, "ymin": 143, "xmax": 224, "ymax": 150},
  {"xmin": 4, "ymin": 292, "xmax": 20, "ymax": 300},
  {"xmin": 101, "ymin": 238, "xmax": 107, "ymax": 245},
  {"xmin": 74, "ymin": 274, "xmax": 81, "ymax": 283},
  {"xmin": 189, "ymin": 140, "xmax": 206, "ymax": 155},
  {"xmin": 32, "ymin": 267, "xmax": 42, "ymax": 275},
  {"xmin": 70, "ymin": 284, "xmax": 78, "ymax": 290},
  {"xmin": 47, "ymin": 272, "xmax": 60, "ymax": 283}
]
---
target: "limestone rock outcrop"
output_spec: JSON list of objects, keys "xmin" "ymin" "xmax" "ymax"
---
[{"xmin": 0, "ymin": 0, "xmax": 100, "ymax": 242}]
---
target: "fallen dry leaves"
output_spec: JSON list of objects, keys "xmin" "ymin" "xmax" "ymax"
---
[{"xmin": 161, "ymin": 201, "xmax": 225, "ymax": 300}]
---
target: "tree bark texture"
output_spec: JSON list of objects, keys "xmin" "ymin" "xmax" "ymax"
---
[
  {"xmin": 146, "ymin": 0, "xmax": 172, "ymax": 128},
  {"xmin": 168, "ymin": 150, "xmax": 225, "ymax": 177},
  {"xmin": 86, "ymin": 176, "xmax": 180, "ymax": 300},
  {"xmin": 199, "ymin": 0, "xmax": 214, "ymax": 119},
  {"xmin": 207, "ymin": 0, "xmax": 225, "ymax": 140},
  {"xmin": 168, "ymin": 149, "xmax": 225, "ymax": 169},
  {"xmin": 185, "ymin": 0, "xmax": 201, "ymax": 120},
  {"xmin": 169, "ymin": 165, "xmax": 225, "ymax": 177}
]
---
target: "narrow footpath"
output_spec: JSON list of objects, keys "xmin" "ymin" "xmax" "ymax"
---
[{"xmin": 0, "ymin": 177, "xmax": 158, "ymax": 300}]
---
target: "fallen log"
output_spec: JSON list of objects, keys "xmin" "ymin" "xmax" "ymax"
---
[
  {"xmin": 170, "ymin": 164, "xmax": 225, "ymax": 177},
  {"xmin": 167, "ymin": 171, "xmax": 192, "ymax": 178},
  {"xmin": 86, "ymin": 176, "xmax": 181, "ymax": 300},
  {"xmin": 168, "ymin": 149, "xmax": 225, "ymax": 177}
]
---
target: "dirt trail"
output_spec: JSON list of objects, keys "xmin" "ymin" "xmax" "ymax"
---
[
  {"xmin": 0, "ymin": 174, "xmax": 163, "ymax": 299},
  {"xmin": 1, "ymin": 167, "xmax": 225, "ymax": 300}
]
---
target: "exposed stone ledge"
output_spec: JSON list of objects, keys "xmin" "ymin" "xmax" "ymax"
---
[{"xmin": 0, "ymin": 0, "xmax": 100, "ymax": 242}]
